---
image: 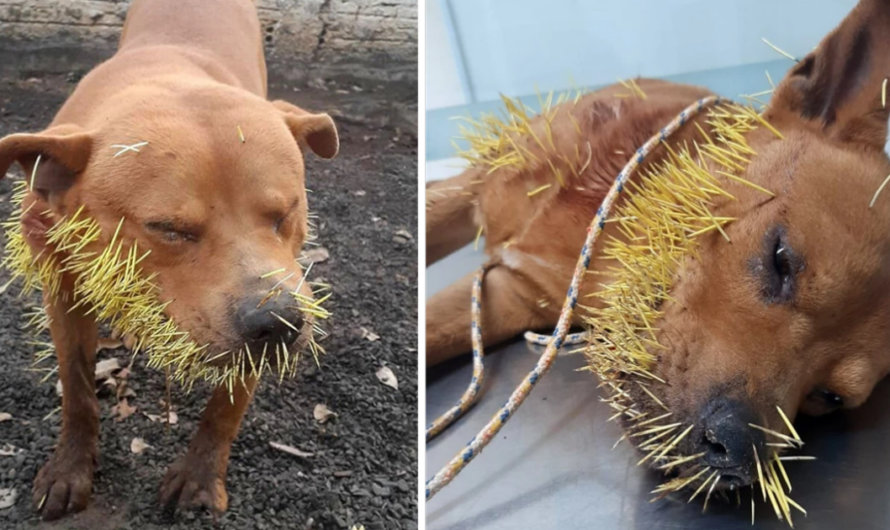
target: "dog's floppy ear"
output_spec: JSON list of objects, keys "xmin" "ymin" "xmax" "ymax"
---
[
  {"xmin": 0, "ymin": 124, "xmax": 93, "ymax": 201},
  {"xmin": 271, "ymin": 100, "xmax": 339, "ymax": 159},
  {"xmin": 767, "ymin": 0, "xmax": 890, "ymax": 153}
]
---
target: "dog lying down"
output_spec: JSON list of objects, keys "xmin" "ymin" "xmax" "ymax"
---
[
  {"xmin": 427, "ymin": 0, "xmax": 890, "ymax": 518},
  {"xmin": 0, "ymin": 0, "xmax": 338, "ymax": 521}
]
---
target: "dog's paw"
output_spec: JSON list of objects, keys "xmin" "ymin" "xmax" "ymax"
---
[
  {"xmin": 159, "ymin": 457, "xmax": 228, "ymax": 516},
  {"xmin": 32, "ymin": 452, "xmax": 94, "ymax": 521}
]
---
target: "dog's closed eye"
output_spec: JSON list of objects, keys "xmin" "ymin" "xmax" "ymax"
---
[
  {"xmin": 144, "ymin": 220, "xmax": 200, "ymax": 243},
  {"xmin": 273, "ymin": 211, "xmax": 291, "ymax": 234},
  {"xmin": 272, "ymin": 197, "xmax": 300, "ymax": 235},
  {"xmin": 753, "ymin": 225, "xmax": 803, "ymax": 304},
  {"xmin": 772, "ymin": 237, "xmax": 793, "ymax": 293},
  {"xmin": 806, "ymin": 387, "xmax": 845, "ymax": 411}
]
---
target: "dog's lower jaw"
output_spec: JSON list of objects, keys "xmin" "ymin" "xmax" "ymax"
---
[{"xmin": 160, "ymin": 375, "xmax": 257, "ymax": 516}]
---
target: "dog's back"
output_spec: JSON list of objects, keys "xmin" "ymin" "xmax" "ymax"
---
[
  {"xmin": 52, "ymin": 0, "xmax": 266, "ymax": 128},
  {"xmin": 119, "ymin": 0, "xmax": 266, "ymax": 94}
]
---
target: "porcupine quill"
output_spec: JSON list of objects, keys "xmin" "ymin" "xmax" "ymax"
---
[
  {"xmin": 453, "ymin": 83, "xmax": 812, "ymax": 525},
  {"xmin": 2, "ymin": 180, "xmax": 331, "ymax": 396}
]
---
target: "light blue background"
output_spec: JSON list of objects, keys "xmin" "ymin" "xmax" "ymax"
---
[{"xmin": 426, "ymin": 0, "xmax": 857, "ymax": 162}]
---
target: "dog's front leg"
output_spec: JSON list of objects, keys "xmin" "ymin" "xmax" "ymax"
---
[
  {"xmin": 160, "ymin": 376, "xmax": 257, "ymax": 516},
  {"xmin": 32, "ymin": 290, "xmax": 100, "ymax": 520}
]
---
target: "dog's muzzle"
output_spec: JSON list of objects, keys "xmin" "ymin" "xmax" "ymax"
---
[
  {"xmin": 235, "ymin": 294, "xmax": 304, "ymax": 349},
  {"xmin": 695, "ymin": 398, "xmax": 765, "ymax": 487}
]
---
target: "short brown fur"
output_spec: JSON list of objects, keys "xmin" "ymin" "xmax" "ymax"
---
[{"xmin": 0, "ymin": 0, "xmax": 338, "ymax": 520}]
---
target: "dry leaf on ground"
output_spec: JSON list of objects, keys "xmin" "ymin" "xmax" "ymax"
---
[
  {"xmin": 313, "ymin": 404, "xmax": 337, "ymax": 423},
  {"xmin": 269, "ymin": 441, "xmax": 314, "ymax": 458},
  {"xmin": 376, "ymin": 366, "xmax": 398, "ymax": 390},
  {"xmin": 0, "ymin": 444, "xmax": 20, "ymax": 457},
  {"xmin": 97, "ymin": 337, "xmax": 124, "ymax": 351},
  {"xmin": 117, "ymin": 384, "xmax": 136, "ymax": 400},
  {"xmin": 112, "ymin": 398, "xmax": 137, "ymax": 423},
  {"xmin": 0, "ymin": 412, "xmax": 11, "ymax": 423},
  {"xmin": 297, "ymin": 247, "xmax": 330, "ymax": 266},
  {"xmin": 95, "ymin": 358, "xmax": 121, "ymax": 380},
  {"xmin": 102, "ymin": 377, "xmax": 118, "ymax": 391},
  {"xmin": 145, "ymin": 411, "xmax": 178, "ymax": 425},
  {"xmin": 56, "ymin": 357, "xmax": 123, "ymax": 398},
  {"xmin": 130, "ymin": 437, "xmax": 150, "ymax": 454},
  {"xmin": 361, "ymin": 327, "xmax": 380, "ymax": 342},
  {"xmin": 0, "ymin": 488, "xmax": 17, "ymax": 509}
]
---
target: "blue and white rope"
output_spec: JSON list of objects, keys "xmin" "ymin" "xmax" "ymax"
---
[
  {"xmin": 523, "ymin": 330, "xmax": 588, "ymax": 346},
  {"xmin": 426, "ymin": 267, "xmax": 487, "ymax": 441}
]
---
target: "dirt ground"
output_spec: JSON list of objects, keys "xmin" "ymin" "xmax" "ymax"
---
[{"xmin": 0, "ymin": 72, "xmax": 418, "ymax": 530}]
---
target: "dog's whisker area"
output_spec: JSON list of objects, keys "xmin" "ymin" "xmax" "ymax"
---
[
  {"xmin": 776, "ymin": 406, "xmax": 802, "ymax": 443},
  {"xmin": 260, "ymin": 267, "xmax": 287, "ymax": 279},
  {"xmin": 687, "ymin": 469, "xmax": 720, "ymax": 503},
  {"xmin": 748, "ymin": 423, "xmax": 802, "ymax": 448},
  {"xmin": 702, "ymin": 474, "xmax": 721, "ymax": 513},
  {"xmin": 271, "ymin": 271, "xmax": 296, "ymax": 291}
]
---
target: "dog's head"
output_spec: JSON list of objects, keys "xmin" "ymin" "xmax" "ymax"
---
[
  {"xmin": 595, "ymin": 0, "xmax": 890, "ymax": 491},
  {"xmin": 0, "ymin": 83, "xmax": 338, "ymax": 381}
]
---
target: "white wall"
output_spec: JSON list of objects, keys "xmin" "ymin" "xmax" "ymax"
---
[
  {"xmin": 426, "ymin": 0, "xmax": 468, "ymax": 109},
  {"xmin": 431, "ymin": 0, "xmax": 856, "ymax": 104}
]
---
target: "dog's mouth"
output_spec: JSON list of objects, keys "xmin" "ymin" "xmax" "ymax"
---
[
  {"xmin": 617, "ymin": 383, "xmax": 760, "ymax": 485},
  {"xmin": 605, "ymin": 357, "xmax": 809, "ymax": 518},
  {"xmin": 197, "ymin": 315, "xmax": 322, "ymax": 378}
]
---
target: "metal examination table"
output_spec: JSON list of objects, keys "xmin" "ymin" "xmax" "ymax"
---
[{"xmin": 426, "ymin": 241, "xmax": 890, "ymax": 530}]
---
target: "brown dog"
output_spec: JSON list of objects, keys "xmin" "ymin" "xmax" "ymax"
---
[
  {"xmin": 0, "ymin": 0, "xmax": 338, "ymax": 520},
  {"xmin": 428, "ymin": 0, "xmax": 890, "ymax": 488}
]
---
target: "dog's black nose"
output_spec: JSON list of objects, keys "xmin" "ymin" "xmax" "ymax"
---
[
  {"xmin": 236, "ymin": 295, "xmax": 304, "ymax": 348},
  {"xmin": 696, "ymin": 398, "xmax": 764, "ymax": 484}
]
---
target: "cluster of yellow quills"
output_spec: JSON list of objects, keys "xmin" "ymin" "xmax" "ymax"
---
[
  {"xmin": 584, "ymin": 104, "xmax": 765, "ymax": 387},
  {"xmin": 449, "ymin": 80, "xmax": 632, "ymax": 242},
  {"xmin": 451, "ymin": 84, "xmax": 594, "ymax": 181},
  {"xmin": 453, "ymin": 83, "xmax": 810, "ymax": 525},
  {"xmin": 579, "ymin": 104, "xmax": 811, "ymax": 525},
  {"xmin": 2, "ymin": 181, "xmax": 331, "ymax": 396},
  {"xmin": 452, "ymin": 79, "xmax": 657, "ymax": 187}
]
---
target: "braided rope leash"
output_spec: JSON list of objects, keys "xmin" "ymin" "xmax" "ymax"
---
[
  {"xmin": 523, "ymin": 330, "xmax": 588, "ymax": 346},
  {"xmin": 426, "ymin": 273, "xmax": 586, "ymax": 442},
  {"xmin": 425, "ymin": 95, "xmax": 725, "ymax": 500},
  {"xmin": 426, "ymin": 267, "xmax": 487, "ymax": 440}
]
